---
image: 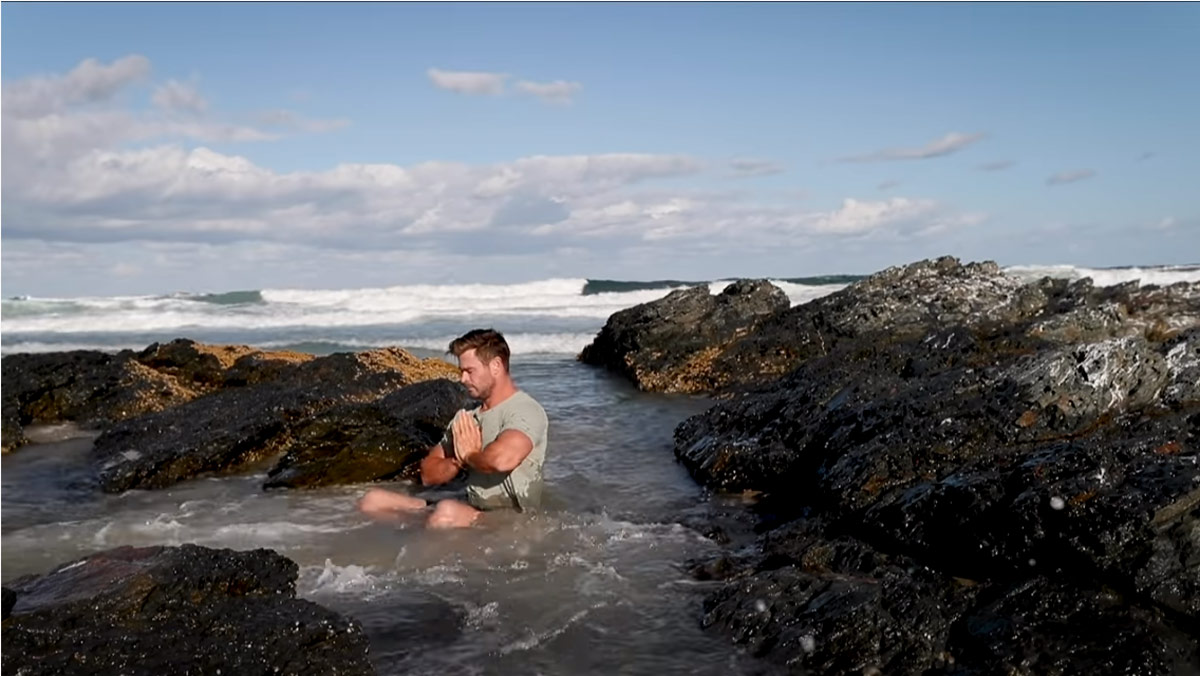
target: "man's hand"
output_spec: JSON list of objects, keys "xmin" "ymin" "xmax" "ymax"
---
[{"xmin": 451, "ymin": 410, "xmax": 483, "ymax": 466}]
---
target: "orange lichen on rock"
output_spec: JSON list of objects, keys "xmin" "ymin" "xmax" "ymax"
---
[
  {"xmin": 194, "ymin": 344, "xmax": 315, "ymax": 369},
  {"xmin": 351, "ymin": 347, "xmax": 458, "ymax": 382}
]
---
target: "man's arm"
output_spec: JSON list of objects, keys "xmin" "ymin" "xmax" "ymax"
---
[
  {"xmin": 466, "ymin": 429, "xmax": 534, "ymax": 474},
  {"xmin": 419, "ymin": 443, "xmax": 462, "ymax": 486},
  {"xmin": 451, "ymin": 414, "xmax": 534, "ymax": 474}
]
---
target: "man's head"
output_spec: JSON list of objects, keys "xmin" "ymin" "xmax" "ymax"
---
[{"xmin": 448, "ymin": 329, "xmax": 511, "ymax": 400}]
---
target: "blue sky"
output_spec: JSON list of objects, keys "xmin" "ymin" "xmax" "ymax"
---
[{"xmin": 2, "ymin": 2, "xmax": 1197, "ymax": 297}]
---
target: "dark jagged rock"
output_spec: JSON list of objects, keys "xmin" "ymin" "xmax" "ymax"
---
[
  {"xmin": 668, "ymin": 258, "xmax": 1200, "ymax": 673},
  {"xmin": 1, "ymin": 544, "xmax": 374, "ymax": 675},
  {"xmin": 91, "ymin": 348, "xmax": 457, "ymax": 493},
  {"xmin": 1, "ymin": 339, "xmax": 325, "ymax": 454},
  {"xmin": 579, "ymin": 279, "xmax": 789, "ymax": 392},
  {"xmin": 1, "ymin": 350, "xmax": 192, "ymax": 452},
  {"xmin": 2, "ymin": 390, "xmax": 29, "ymax": 453},
  {"xmin": 943, "ymin": 578, "xmax": 1197, "ymax": 676},
  {"xmin": 264, "ymin": 379, "xmax": 472, "ymax": 489}
]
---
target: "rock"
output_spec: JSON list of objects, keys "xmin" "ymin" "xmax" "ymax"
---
[
  {"xmin": 264, "ymin": 379, "xmax": 472, "ymax": 489},
  {"xmin": 2, "ymin": 390, "xmax": 28, "ymax": 453},
  {"xmin": 0, "ymin": 339, "xmax": 342, "ymax": 454},
  {"xmin": 701, "ymin": 518, "xmax": 974, "ymax": 675},
  {"xmin": 1162, "ymin": 328, "xmax": 1200, "ymax": 406},
  {"xmin": 0, "ymin": 350, "xmax": 191, "ymax": 441},
  {"xmin": 668, "ymin": 257, "xmax": 1200, "ymax": 673},
  {"xmin": 135, "ymin": 339, "xmax": 315, "ymax": 389},
  {"xmin": 943, "ymin": 578, "xmax": 1198, "ymax": 675},
  {"xmin": 1, "ymin": 544, "xmax": 374, "ymax": 675},
  {"xmin": 579, "ymin": 279, "xmax": 789, "ymax": 392},
  {"xmin": 91, "ymin": 347, "xmax": 457, "ymax": 492}
]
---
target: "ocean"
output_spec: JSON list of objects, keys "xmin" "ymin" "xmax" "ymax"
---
[{"xmin": 2, "ymin": 263, "xmax": 1198, "ymax": 675}]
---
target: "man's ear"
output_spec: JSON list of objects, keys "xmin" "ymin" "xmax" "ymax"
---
[{"xmin": 489, "ymin": 356, "xmax": 504, "ymax": 376}]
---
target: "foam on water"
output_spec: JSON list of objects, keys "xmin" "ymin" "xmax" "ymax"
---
[
  {"xmin": 1004, "ymin": 264, "xmax": 1200, "ymax": 287},
  {"xmin": 7, "ymin": 268, "xmax": 1191, "ymax": 358}
]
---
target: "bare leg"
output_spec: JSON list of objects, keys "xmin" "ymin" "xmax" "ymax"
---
[
  {"xmin": 358, "ymin": 487, "xmax": 427, "ymax": 519},
  {"xmin": 425, "ymin": 499, "xmax": 480, "ymax": 529}
]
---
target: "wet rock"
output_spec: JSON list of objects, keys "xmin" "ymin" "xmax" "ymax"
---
[
  {"xmin": 0, "ymin": 350, "xmax": 193, "ymax": 443},
  {"xmin": 91, "ymin": 347, "xmax": 457, "ymax": 492},
  {"xmin": 264, "ymin": 379, "xmax": 472, "ymax": 489},
  {"xmin": 665, "ymin": 258, "xmax": 1200, "ymax": 673},
  {"xmin": 579, "ymin": 279, "xmax": 789, "ymax": 392},
  {"xmin": 702, "ymin": 519, "xmax": 974, "ymax": 675},
  {"xmin": 1, "ymin": 544, "xmax": 374, "ymax": 676},
  {"xmin": 0, "ymin": 339, "xmax": 354, "ymax": 454},
  {"xmin": 942, "ymin": 578, "xmax": 1198, "ymax": 676},
  {"xmin": 2, "ymin": 391, "xmax": 28, "ymax": 453}
]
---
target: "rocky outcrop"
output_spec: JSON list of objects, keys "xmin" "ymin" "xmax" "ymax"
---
[
  {"xmin": 263, "ymin": 379, "xmax": 472, "ymax": 489},
  {"xmin": 670, "ymin": 258, "xmax": 1200, "ymax": 673},
  {"xmin": 91, "ymin": 347, "xmax": 458, "ymax": 492},
  {"xmin": 1, "ymin": 544, "xmax": 374, "ymax": 675},
  {"xmin": 579, "ymin": 279, "xmax": 789, "ymax": 393},
  {"xmin": 0, "ymin": 339, "xmax": 318, "ymax": 453}
]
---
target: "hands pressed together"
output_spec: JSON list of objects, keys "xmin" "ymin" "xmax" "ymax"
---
[{"xmin": 451, "ymin": 410, "xmax": 483, "ymax": 468}]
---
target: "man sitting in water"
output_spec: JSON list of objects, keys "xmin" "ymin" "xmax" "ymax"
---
[{"xmin": 358, "ymin": 328, "xmax": 549, "ymax": 529}]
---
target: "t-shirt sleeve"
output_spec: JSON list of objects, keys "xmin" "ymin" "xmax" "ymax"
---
[{"xmin": 502, "ymin": 402, "xmax": 547, "ymax": 448}]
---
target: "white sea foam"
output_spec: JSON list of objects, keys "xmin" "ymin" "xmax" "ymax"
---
[
  {"xmin": 305, "ymin": 559, "xmax": 383, "ymax": 595},
  {"xmin": 1004, "ymin": 264, "xmax": 1200, "ymax": 288},
  {"xmin": 4, "ymin": 269, "xmax": 1191, "ymax": 357}
]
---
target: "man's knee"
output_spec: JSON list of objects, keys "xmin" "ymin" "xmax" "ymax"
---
[
  {"xmin": 426, "ymin": 500, "xmax": 480, "ymax": 529},
  {"xmin": 358, "ymin": 488, "xmax": 426, "ymax": 515}
]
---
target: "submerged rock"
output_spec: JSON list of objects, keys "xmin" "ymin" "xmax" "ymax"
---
[
  {"xmin": 91, "ymin": 347, "xmax": 458, "ymax": 492},
  {"xmin": 579, "ymin": 279, "xmax": 789, "ymax": 393},
  {"xmin": 1, "ymin": 544, "xmax": 374, "ymax": 675},
  {"xmin": 668, "ymin": 258, "xmax": 1200, "ymax": 673}
]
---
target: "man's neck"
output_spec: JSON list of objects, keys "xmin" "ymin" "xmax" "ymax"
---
[{"xmin": 482, "ymin": 380, "xmax": 519, "ymax": 410}]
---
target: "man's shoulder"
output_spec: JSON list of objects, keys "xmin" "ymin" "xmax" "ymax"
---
[{"xmin": 513, "ymin": 390, "xmax": 546, "ymax": 414}]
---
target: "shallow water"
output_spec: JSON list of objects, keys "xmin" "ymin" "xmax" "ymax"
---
[{"xmin": 1, "ymin": 356, "xmax": 774, "ymax": 675}]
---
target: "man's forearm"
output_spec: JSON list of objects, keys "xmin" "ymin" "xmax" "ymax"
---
[
  {"xmin": 462, "ymin": 443, "xmax": 517, "ymax": 474},
  {"xmin": 420, "ymin": 456, "xmax": 462, "ymax": 485}
]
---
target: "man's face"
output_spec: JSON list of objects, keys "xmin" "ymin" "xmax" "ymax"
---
[{"xmin": 457, "ymin": 348, "xmax": 495, "ymax": 400}]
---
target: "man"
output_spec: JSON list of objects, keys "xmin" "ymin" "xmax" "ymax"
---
[{"xmin": 358, "ymin": 329, "xmax": 549, "ymax": 529}]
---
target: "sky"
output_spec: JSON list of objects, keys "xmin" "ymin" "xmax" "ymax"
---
[{"xmin": 1, "ymin": 2, "xmax": 1197, "ymax": 297}]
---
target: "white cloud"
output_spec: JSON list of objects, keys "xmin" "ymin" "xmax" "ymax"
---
[
  {"xmin": 2, "ymin": 54, "xmax": 150, "ymax": 118},
  {"xmin": 427, "ymin": 68, "xmax": 509, "ymax": 96},
  {"xmin": 3, "ymin": 55, "xmax": 348, "ymax": 201},
  {"xmin": 152, "ymin": 79, "xmax": 208, "ymax": 114},
  {"xmin": 515, "ymin": 79, "xmax": 582, "ymax": 104},
  {"xmin": 1046, "ymin": 168, "xmax": 1096, "ymax": 186},
  {"xmin": 809, "ymin": 197, "xmax": 938, "ymax": 235},
  {"xmin": 837, "ymin": 131, "xmax": 986, "ymax": 163},
  {"xmin": 728, "ymin": 157, "xmax": 784, "ymax": 178},
  {"xmin": 2, "ymin": 57, "xmax": 987, "ymax": 296}
]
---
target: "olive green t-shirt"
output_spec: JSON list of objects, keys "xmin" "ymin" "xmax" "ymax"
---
[{"xmin": 441, "ymin": 390, "xmax": 548, "ymax": 511}]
